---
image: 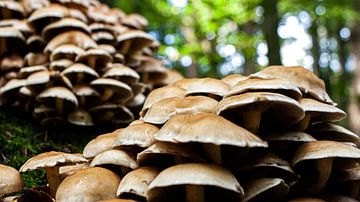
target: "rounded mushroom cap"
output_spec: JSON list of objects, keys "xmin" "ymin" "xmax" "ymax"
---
[
  {"xmin": 221, "ymin": 74, "xmax": 247, "ymax": 87},
  {"xmin": 264, "ymin": 131, "xmax": 317, "ymax": 143},
  {"xmin": 307, "ymin": 122, "xmax": 360, "ymax": 143},
  {"xmin": 45, "ymin": 31, "xmax": 97, "ymax": 54},
  {"xmin": 42, "ymin": 17, "xmax": 90, "ymax": 41},
  {"xmin": 300, "ymin": 98, "xmax": 346, "ymax": 122},
  {"xmin": 183, "ymin": 78, "xmax": 230, "ymax": 100},
  {"xmin": 148, "ymin": 163, "xmax": 244, "ymax": 201},
  {"xmin": 20, "ymin": 151, "xmax": 87, "ymax": 172},
  {"xmin": 155, "ymin": 113, "xmax": 267, "ymax": 148},
  {"xmin": 83, "ymin": 132, "xmax": 117, "ymax": 159},
  {"xmin": 112, "ymin": 123, "xmax": 158, "ymax": 149},
  {"xmin": 121, "ymin": 13, "xmax": 148, "ymax": 30},
  {"xmin": 36, "ymin": 86, "xmax": 79, "ymax": 110},
  {"xmin": 292, "ymin": 141, "xmax": 360, "ymax": 167},
  {"xmin": 250, "ymin": 66, "xmax": 334, "ymax": 105},
  {"xmin": 141, "ymin": 85, "xmax": 185, "ymax": 117},
  {"xmin": 103, "ymin": 64, "xmax": 140, "ymax": 84},
  {"xmin": 61, "ymin": 63, "xmax": 99, "ymax": 84},
  {"xmin": 242, "ymin": 178, "xmax": 289, "ymax": 202},
  {"xmin": 56, "ymin": 167, "xmax": 120, "ymax": 202},
  {"xmin": 218, "ymin": 92, "xmax": 305, "ymax": 129},
  {"xmin": 75, "ymin": 48, "xmax": 112, "ymax": 67},
  {"xmin": 117, "ymin": 167, "xmax": 160, "ymax": 199},
  {"xmin": 116, "ymin": 30, "xmax": 155, "ymax": 54},
  {"xmin": 91, "ymin": 78, "xmax": 133, "ymax": 102},
  {"xmin": 226, "ymin": 77, "xmax": 302, "ymax": 100},
  {"xmin": 50, "ymin": 44, "xmax": 85, "ymax": 61},
  {"xmin": 19, "ymin": 65, "xmax": 47, "ymax": 78},
  {"xmin": 0, "ymin": 1, "xmax": 25, "ymax": 19},
  {"xmin": 49, "ymin": 59, "xmax": 73, "ymax": 71},
  {"xmin": 0, "ymin": 164, "xmax": 24, "ymax": 197},
  {"xmin": 90, "ymin": 149, "xmax": 138, "ymax": 170},
  {"xmin": 143, "ymin": 96, "xmax": 218, "ymax": 124},
  {"xmin": 67, "ymin": 109, "xmax": 93, "ymax": 126}
]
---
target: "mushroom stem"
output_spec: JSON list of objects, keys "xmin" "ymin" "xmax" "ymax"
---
[
  {"xmin": 311, "ymin": 158, "xmax": 333, "ymax": 195},
  {"xmin": 185, "ymin": 185, "xmax": 204, "ymax": 202},
  {"xmin": 100, "ymin": 89, "xmax": 114, "ymax": 102},
  {"xmin": 45, "ymin": 166, "xmax": 60, "ymax": 197},
  {"xmin": 0, "ymin": 38, "xmax": 6, "ymax": 54},
  {"xmin": 88, "ymin": 57, "xmax": 97, "ymax": 69},
  {"xmin": 142, "ymin": 73, "xmax": 149, "ymax": 83},
  {"xmin": 203, "ymin": 144, "xmax": 222, "ymax": 164},
  {"xmin": 79, "ymin": 96, "xmax": 86, "ymax": 107},
  {"xmin": 120, "ymin": 41, "xmax": 132, "ymax": 55},
  {"xmin": 77, "ymin": 73, "xmax": 84, "ymax": 84},
  {"xmin": 55, "ymin": 98, "xmax": 64, "ymax": 114},
  {"xmin": 101, "ymin": 111, "xmax": 115, "ymax": 122},
  {"xmin": 242, "ymin": 110, "xmax": 262, "ymax": 134},
  {"xmin": 294, "ymin": 114, "xmax": 311, "ymax": 131}
]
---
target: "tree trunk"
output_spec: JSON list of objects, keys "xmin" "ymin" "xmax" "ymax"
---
[
  {"xmin": 349, "ymin": 2, "xmax": 360, "ymax": 134},
  {"xmin": 310, "ymin": 21, "xmax": 320, "ymax": 76},
  {"xmin": 261, "ymin": 0, "xmax": 281, "ymax": 65}
]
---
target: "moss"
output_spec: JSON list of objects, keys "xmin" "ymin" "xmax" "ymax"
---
[{"xmin": 0, "ymin": 108, "xmax": 121, "ymax": 188}]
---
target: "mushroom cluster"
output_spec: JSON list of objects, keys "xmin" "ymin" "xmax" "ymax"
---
[
  {"xmin": 0, "ymin": 0, "xmax": 181, "ymax": 126},
  {"xmin": 8, "ymin": 65, "xmax": 359, "ymax": 201}
]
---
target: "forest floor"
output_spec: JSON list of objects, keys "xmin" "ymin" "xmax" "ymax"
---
[{"xmin": 0, "ymin": 108, "xmax": 122, "ymax": 188}]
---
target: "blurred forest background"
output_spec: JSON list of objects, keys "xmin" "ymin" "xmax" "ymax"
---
[{"xmin": 103, "ymin": 0, "xmax": 360, "ymax": 133}]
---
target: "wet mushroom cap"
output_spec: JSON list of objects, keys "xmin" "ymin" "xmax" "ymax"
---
[
  {"xmin": 143, "ymin": 96, "xmax": 218, "ymax": 124},
  {"xmin": 56, "ymin": 167, "xmax": 121, "ymax": 202},
  {"xmin": 0, "ymin": 164, "xmax": 24, "ymax": 197},
  {"xmin": 147, "ymin": 163, "xmax": 244, "ymax": 201},
  {"xmin": 117, "ymin": 167, "xmax": 160, "ymax": 199},
  {"xmin": 83, "ymin": 132, "xmax": 117, "ymax": 159}
]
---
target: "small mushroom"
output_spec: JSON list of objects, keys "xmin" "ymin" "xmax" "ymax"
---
[
  {"xmin": 0, "ymin": 1, "xmax": 25, "ymax": 19},
  {"xmin": 72, "ymin": 84, "xmax": 100, "ymax": 107},
  {"xmin": 242, "ymin": 178, "xmax": 289, "ymax": 202},
  {"xmin": 67, "ymin": 109, "xmax": 93, "ymax": 126},
  {"xmin": 50, "ymin": 44, "xmax": 85, "ymax": 62},
  {"xmin": 56, "ymin": 167, "xmax": 120, "ymax": 202},
  {"xmin": 102, "ymin": 63, "xmax": 140, "ymax": 84},
  {"xmin": 221, "ymin": 74, "xmax": 247, "ymax": 87},
  {"xmin": 291, "ymin": 141, "xmax": 360, "ymax": 196},
  {"xmin": 116, "ymin": 30, "xmax": 155, "ymax": 55},
  {"xmin": 89, "ymin": 102, "xmax": 134, "ymax": 124},
  {"xmin": 49, "ymin": 59, "xmax": 73, "ymax": 71},
  {"xmin": 217, "ymin": 92, "xmax": 305, "ymax": 133},
  {"xmin": 0, "ymin": 164, "xmax": 24, "ymax": 197},
  {"xmin": 307, "ymin": 122, "xmax": 360, "ymax": 143},
  {"xmin": 117, "ymin": 167, "xmax": 160, "ymax": 201},
  {"xmin": 143, "ymin": 96, "xmax": 218, "ymax": 125},
  {"xmin": 42, "ymin": 17, "xmax": 90, "ymax": 41},
  {"xmin": 61, "ymin": 63, "xmax": 99, "ymax": 85},
  {"xmin": 36, "ymin": 86, "xmax": 78, "ymax": 114},
  {"xmin": 90, "ymin": 78, "xmax": 133, "ymax": 103},
  {"xmin": 20, "ymin": 151, "xmax": 87, "ymax": 196},
  {"xmin": 83, "ymin": 132, "xmax": 117, "ymax": 159},
  {"xmin": 76, "ymin": 48, "xmax": 112, "ymax": 69},
  {"xmin": 147, "ymin": 163, "xmax": 244, "ymax": 202},
  {"xmin": 24, "ymin": 52, "xmax": 48, "ymax": 67}
]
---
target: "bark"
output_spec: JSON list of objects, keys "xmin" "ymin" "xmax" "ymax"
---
[
  {"xmin": 310, "ymin": 21, "xmax": 320, "ymax": 76},
  {"xmin": 261, "ymin": 0, "xmax": 282, "ymax": 65}
]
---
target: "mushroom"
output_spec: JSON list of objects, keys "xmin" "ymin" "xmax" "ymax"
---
[
  {"xmin": 242, "ymin": 178, "xmax": 289, "ymax": 202},
  {"xmin": 250, "ymin": 65, "xmax": 334, "ymax": 105},
  {"xmin": 89, "ymin": 102, "xmax": 134, "ymax": 124},
  {"xmin": 221, "ymin": 74, "xmax": 247, "ymax": 87},
  {"xmin": 293, "ymin": 98, "xmax": 347, "ymax": 131},
  {"xmin": 137, "ymin": 142, "xmax": 206, "ymax": 167},
  {"xmin": 143, "ymin": 96, "xmax": 218, "ymax": 125},
  {"xmin": 181, "ymin": 78, "xmax": 230, "ymax": 101},
  {"xmin": 90, "ymin": 149, "xmax": 138, "ymax": 176},
  {"xmin": 36, "ymin": 86, "xmax": 78, "ymax": 114},
  {"xmin": 19, "ymin": 65, "xmax": 47, "ymax": 79},
  {"xmin": 0, "ymin": 79, "xmax": 26, "ymax": 106},
  {"xmin": 116, "ymin": 30, "xmax": 155, "ymax": 55},
  {"xmin": 147, "ymin": 163, "xmax": 244, "ymax": 202},
  {"xmin": 307, "ymin": 122, "xmax": 360, "ymax": 143},
  {"xmin": 0, "ymin": 27, "xmax": 26, "ymax": 55},
  {"xmin": 67, "ymin": 109, "xmax": 93, "ymax": 126},
  {"xmin": 50, "ymin": 44, "xmax": 84, "ymax": 62},
  {"xmin": 75, "ymin": 48, "xmax": 112, "ymax": 69},
  {"xmin": 226, "ymin": 77, "xmax": 302, "ymax": 100},
  {"xmin": 49, "ymin": 59, "xmax": 73, "ymax": 71},
  {"xmin": 102, "ymin": 63, "xmax": 140, "ymax": 84},
  {"xmin": 112, "ymin": 122, "xmax": 158, "ymax": 152},
  {"xmin": 42, "ymin": 17, "xmax": 90, "ymax": 41},
  {"xmin": 56, "ymin": 167, "xmax": 120, "ymax": 202},
  {"xmin": 19, "ymin": 151, "xmax": 87, "ymax": 196},
  {"xmin": 72, "ymin": 84, "xmax": 100, "ymax": 107},
  {"xmin": 27, "ymin": 4, "xmax": 69, "ymax": 31},
  {"xmin": 217, "ymin": 92, "xmax": 305, "ymax": 133},
  {"xmin": 121, "ymin": 13, "xmax": 148, "ymax": 30},
  {"xmin": 61, "ymin": 63, "xmax": 99, "ymax": 85},
  {"xmin": 0, "ymin": 1, "xmax": 25, "ymax": 19},
  {"xmin": 83, "ymin": 132, "xmax": 117, "ymax": 159},
  {"xmin": 0, "ymin": 164, "xmax": 24, "ymax": 197},
  {"xmin": 90, "ymin": 78, "xmax": 133, "ymax": 103},
  {"xmin": 117, "ymin": 167, "xmax": 160, "ymax": 201},
  {"xmin": 155, "ymin": 113, "xmax": 267, "ymax": 166},
  {"xmin": 291, "ymin": 141, "xmax": 360, "ymax": 196}
]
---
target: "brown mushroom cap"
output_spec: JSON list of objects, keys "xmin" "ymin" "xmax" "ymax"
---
[
  {"xmin": 92, "ymin": 31, "xmax": 115, "ymax": 44},
  {"xmin": 45, "ymin": 31, "xmax": 97, "ymax": 54},
  {"xmin": 19, "ymin": 65, "xmax": 47, "ymax": 78},
  {"xmin": 83, "ymin": 132, "xmax": 117, "ymax": 159},
  {"xmin": 250, "ymin": 65, "xmax": 334, "ymax": 105},
  {"xmin": 182, "ymin": 78, "xmax": 230, "ymax": 100},
  {"xmin": 103, "ymin": 64, "xmax": 140, "ymax": 84},
  {"xmin": 0, "ymin": 164, "xmax": 24, "ymax": 197},
  {"xmin": 72, "ymin": 84, "xmax": 100, "ymax": 106},
  {"xmin": 156, "ymin": 113, "xmax": 267, "ymax": 147},
  {"xmin": 143, "ymin": 96, "xmax": 218, "ymax": 124},
  {"xmin": 307, "ymin": 122, "xmax": 360, "ymax": 143},
  {"xmin": 90, "ymin": 78, "xmax": 133, "ymax": 103},
  {"xmin": 27, "ymin": 4, "xmax": 69, "ymax": 30},
  {"xmin": 50, "ymin": 44, "xmax": 84, "ymax": 61},
  {"xmin": 49, "ymin": 59, "xmax": 73, "ymax": 71},
  {"xmin": 0, "ymin": 27, "xmax": 26, "ymax": 54},
  {"xmin": 0, "ymin": 1, "xmax": 25, "ymax": 19},
  {"xmin": 117, "ymin": 167, "xmax": 160, "ymax": 200},
  {"xmin": 221, "ymin": 74, "xmax": 247, "ymax": 87},
  {"xmin": 226, "ymin": 77, "xmax": 302, "ymax": 100},
  {"xmin": 140, "ymin": 85, "xmax": 185, "ymax": 117},
  {"xmin": 1, "ymin": 54, "xmax": 24, "ymax": 73},
  {"xmin": 24, "ymin": 52, "xmax": 49, "ymax": 67},
  {"xmin": 67, "ymin": 109, "xmax": 93, "ymax": 126},
  {"xmin": 75, "ymin": 48, "xmax": 112, "ymax": 69},
  {"xmin": 147, "ymin": 163, "xmax": 244, "ymax": 202},
  {"xmin": 90, "ymin": 149, "xmax": 138, "ymax": 171},
  {"xmin": 116, "ymin": 30, "xmax": 155, "ymax": 55},
  {"xmin": 42, "ymin": 17, "xmax": 90, "ymax": 41},
  {"xmin": 121, "ymin": 13, "xmax": 148, "ymax": 30},
  {"xmin": 112, "ymin": 123, "xmax": 158, "ymax": 150},
  {"xmin": 242, "ymin": 178, "xmax": 289, "ymax": 202},
  {"xmin": 36, "ymin": 86, "xmax": 78, "ymax": 112},
  {"xmin": 217, "ymin": 92, "xmax": 305, "ymax": 132},
  {"xmin": 56, "ymin": 167, "xmax": 120, "ymax": 202},
  {"xmin": 61, "ymin": 63, "xmax": 99, "ymax": 85}
]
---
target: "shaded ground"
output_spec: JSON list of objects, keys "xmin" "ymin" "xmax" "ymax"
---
[{"xmin": 0, "ymin": 108, "xmax": 123, "ymax": 188}]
